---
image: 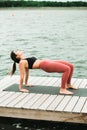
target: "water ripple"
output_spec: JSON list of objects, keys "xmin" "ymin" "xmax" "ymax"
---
[{"xmin": 0, "ymin": 9, "xmax": 87, "ymax": 79}]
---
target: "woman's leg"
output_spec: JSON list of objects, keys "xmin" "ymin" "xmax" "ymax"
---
[
  {"xmin": 54, "ymin": 60, "xmax": 78, "ymax": 89},
  {"xmin": 54, "ymin": 60, "xmax": 74, "ymax": 84},
  {"xmin": 39, "ymin": 60, "xmax": 73, "ymax": 94}
]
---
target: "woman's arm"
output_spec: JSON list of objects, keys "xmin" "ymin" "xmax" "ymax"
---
[
  {"xmin": 25, "ymin": 67, "xmax": 33, "ymax": 87},
  {"xmin": 25, "ymin": 68, "xmax": 29, "ymax": 85},
  {"xmin": 19, "ymin": 61, "xmax": 29, "ymax": 92}
]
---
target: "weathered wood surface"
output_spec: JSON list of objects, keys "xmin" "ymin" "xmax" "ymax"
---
[{"xmin": 0, "ymin": 75, "xmax": 87, "ymax": 124}]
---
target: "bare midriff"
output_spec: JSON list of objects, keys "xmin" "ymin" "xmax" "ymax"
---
[{"xmin": 32, "ymin": 60, "xmax": 41, "ymax": 69}]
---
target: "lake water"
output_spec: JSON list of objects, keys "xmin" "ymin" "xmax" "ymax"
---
[
  {"xmin": 0, "ymin": 8, "xmax": 87, "ymax": 80},
  {"xmin": 0, "ymin": 8, "xmax": 87, "ymax": 129}
]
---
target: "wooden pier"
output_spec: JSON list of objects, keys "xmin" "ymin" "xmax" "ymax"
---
[{"xmin": 0, "ymin": 75, "xmax": 87, "ymax": 124}]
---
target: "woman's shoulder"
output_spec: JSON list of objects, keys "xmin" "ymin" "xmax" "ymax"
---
[{"xmin": 19, "ymin": 59, "xmax": 27, "ymax": 64}]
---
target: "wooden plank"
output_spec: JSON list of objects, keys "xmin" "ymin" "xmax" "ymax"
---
[
  {"xmin": 29, "ymin": 76, "xmax": 58, "ymax": 87},
  {"xmin": 64, "ymin": 96, "xmax": 79, "ymax": 112},
  {"xmin": 0, "ymin": 107, "xmax": 87, "ymax": 124},
  {"xmin": 0, "ymin": 92, "xmax": 14, "ymax": 104},
  {"xmin": 79, "ymin": 79, "xmax": 87, "ymax": 88},
  {"xmin": 0, "ymin": 75, "xmax": 11, "ymax": 85},
  {"xmin": 23, "ymin": 94, "xmax": 42, "ymax": 109},
  {"xmin": 0, "ymin": 76, "xmax": 41, "ymax": 89},
  {"xmin": 6, "ymin": 93, "xmax": 28, "ymax": 107},
  {"xmin": 53, "ymin": 78, "xmax": 61, "ymax": 87},
  {"xmin": 35, "ymin": 76, "xmax": 52, "ymax": 86},
  {"xmin": 0, "ymin": 76, "xmax": 11, "ymax": 89},
  {"xmin": 0, "ymin": 92, "xmax": 21, "ymax": 107},
  {"xmin": 29, "ymin": 76, "xmax": 55, "ymax": 86},
  {"xmin": 40, "ymin": 77, "xmax": 53, "ymax": 86},
  {"xmin": 38, "ymin": 95, "xmax": 57, "ymax": 110},
  {"xmin": 47, "ymin": 77, "xmax": 59, "ymax": 86},
  {"xmin": 29, "ymin": 76, "xmax": 44, "ymax": 85},
  {"xmin": 71, "ymin": 78, "xmax": 77, "ymax": 85},
  {"xmin": 73, "ymin": 79, "xmax": 83, "ymax": 89},
  {"xmin": 27, "ymin": 76, "xmax": 38, "ymax": 85},
  {"xmin": 55, "ymin": 96, "xmax": 72, "ymax": 111},
  {"xmin": 0, "ymin": 91, "xmax": 9, "ymax": 98},
  {"xmin": 30, "ymin": 94, "xmax": 50, "ymax": 109},
  {"xmin": 14, "ymin": 93, "xmax": 35, "ymax": 108},
  {"xmin": 0, "ymin": 76, "xmax": 19, "ymax": 91},
  {"xmin": 47, "ymin": 95, "xmax": 64, "ymax": 111},
  {"xmin": 0, "ymin": 76, "xmax": 10, "ymax": 85},
  {"xmin": 73, "ymin": 97, "xmax": 87, "ymax": 113},
  {"xmin": 81, "ymin": 99, "xmax": 87, "ymax": 113}
]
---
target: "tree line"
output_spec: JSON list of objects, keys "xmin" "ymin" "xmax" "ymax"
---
[{"xmin": 0, "ymin": 0, "xmax": 87, "ymax": 7}]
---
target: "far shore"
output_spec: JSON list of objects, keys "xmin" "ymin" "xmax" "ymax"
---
[{"xmin": 0, "ymin": 7, "xmax": 87, "ymax": 10}]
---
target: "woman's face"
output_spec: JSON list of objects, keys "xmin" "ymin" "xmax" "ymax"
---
[{"xmin": 14, "ymin": 50, "xmax": 23, "ymax": 59}]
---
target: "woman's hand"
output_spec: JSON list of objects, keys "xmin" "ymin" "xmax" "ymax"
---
[{"xmin": 20, "ymin": 88, "xmax": 29, "ymax": 93}]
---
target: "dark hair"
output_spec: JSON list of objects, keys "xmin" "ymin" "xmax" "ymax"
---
[
  {"xmin": 10, "ymin": 51, "xmax": 20, "ymax": 63},
  {"xmin": 10, "ymin": 51, "xmax": 20, "ymax": 75}
]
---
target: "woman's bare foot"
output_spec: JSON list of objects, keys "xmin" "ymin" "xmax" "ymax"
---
[
  {"xmin": 20, "ymin": 88, "xmax": 29, "ymax": 93},
  {"xmin": 25, "ymin": 84, "xmax": 33, "ymax": 87},
  {"xmin": 67, "ymin": 84, "xmax": 78, "ymax": 90},
  {"xmin": 59, "ymin": 88, "xmax": 74, "ymax": 95}
]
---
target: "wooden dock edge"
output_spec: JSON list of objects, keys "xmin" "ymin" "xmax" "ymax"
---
[{"xmin": 0, "ymin": 107, "xmax": 87, "ymax": 124}]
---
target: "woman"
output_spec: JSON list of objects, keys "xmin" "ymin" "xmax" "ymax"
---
[{"xmin": 10, "ymin": 50, "xmax": 77, "ymax": 94}]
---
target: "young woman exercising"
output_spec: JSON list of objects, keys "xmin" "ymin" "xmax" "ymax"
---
[{"xmin": 10, "ymin": 50, "xmax": 77, "ymax": 95}]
